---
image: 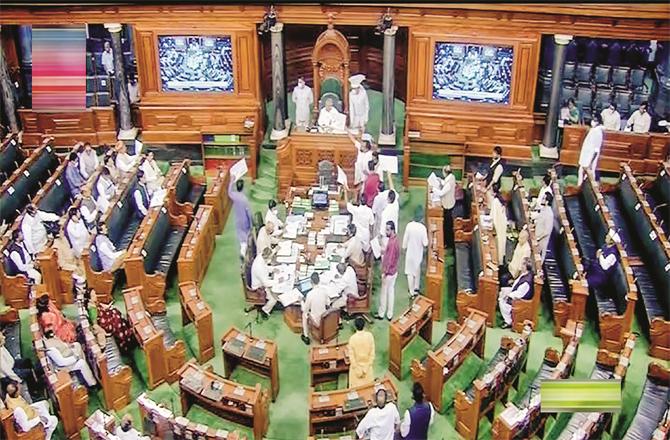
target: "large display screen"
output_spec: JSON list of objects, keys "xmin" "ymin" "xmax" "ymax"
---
[
  {"xmin": 432, "ymin": 42, "xmax": 513, "ymax": 104},
  {"xmin": 158, "ymin": 35, "xmax": 234, "ymax": 92}
]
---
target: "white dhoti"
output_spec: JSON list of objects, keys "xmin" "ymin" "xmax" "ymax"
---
[
  {"xmin": 498, "ymin": 287, "xmax": 514, "ymax": 325},
  {"xmin": 378, "ymin": 273, "xmax": 397, "ymax": 320},
  {"xmin": 292, "ymin": 85, "xmax": 313, "ymax": 127},
  {"xmin": 349, "ymin": 88, "xmax": 369, "ymax": 132}
]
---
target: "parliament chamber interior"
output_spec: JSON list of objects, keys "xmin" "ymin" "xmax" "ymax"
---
[{"xmin": 0, "ymin": 3, "xmax": 669, "ymax": 440}]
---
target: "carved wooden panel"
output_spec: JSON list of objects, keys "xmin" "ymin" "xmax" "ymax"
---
[{"xmin": 17, "ymin": 108, "xmax": 117, "ymax": 148}]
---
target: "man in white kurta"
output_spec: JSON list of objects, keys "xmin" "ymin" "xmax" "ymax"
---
[
  {"xmin": 356, "ymin": 389, "xmax": 400, "ymax": 440},
  {"xmin": 402, "ymin": 208, "xmax": 428, "ymax": 297},
  {"xmin": 21, "ymin": 205, "xmax": 60, "ymax": 255},
  {"xmin": 349, "ymin": 132, "xmax": 374, "ymax": 186},
  {"xmin": 251, "ymin": 248, "xmax": 277, "ymax": 318},
  {"xmin": 346, "ymin": 192, "xmax": 374, "ymax": 252},
  {"xmin": 317, "ymin": 98, "xmax": 347, "ymax": 133},
  {"xmin": 65, "ymin": 208, "xmax": 90, "ymax": 259},
  {"xmin": 578, "ymin": 114, "xmax": 605, "ymax": 185},
  {"xmin": 534, "ymin": 193, "xmax": 554, "ymax": 262},
  {"xmin": 301, "ymin": 272, "xmax": 330, "ymax": 345},
  {"xmin": 491, "ymin": 191, "xmax": 508, "ymax": 265},
  {"xmin": 292, "ymin": 78, "xmax": 313, "ymax": 129},
  {"xmin": 626, "ymin": 102, "xmax": 651, "ymax": 133},
  {"xmin": 348, "ymin": 74, "xmax": 369, "ymax": 134}
]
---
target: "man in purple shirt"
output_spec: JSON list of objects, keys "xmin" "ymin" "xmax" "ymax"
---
[
  {"xmin": 65, "ymin": 152, "xmax": 87, "ymax": 197},
  {"xmin": 375, "ymin": 220, "xmax": 399, "ymax": 321},
  {"xmin": 228, "ymin": 177, "xmax": 253, "ymax": 259}
]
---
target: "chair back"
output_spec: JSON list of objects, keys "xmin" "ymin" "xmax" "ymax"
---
[
  {"xmin": 309, "ymin": 308, "xmax": 340, "ymax": 344},
  {"xmin": 318, "ymin": 160, "xmax": 336, "ymax": 187}
]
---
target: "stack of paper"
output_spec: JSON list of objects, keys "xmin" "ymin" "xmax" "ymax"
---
[{"xmin": 278, "ymin": 288, "xmax": 303, "ymax": 307}]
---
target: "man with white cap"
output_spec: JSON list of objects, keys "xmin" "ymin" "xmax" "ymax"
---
[
  {"xmin": 292, "ymin": 77, "xmax": 313, "ymax": 129},
  {"xmin": 349, "ymin": 132, "xmax": 375, "ymax": 186},
  {"xmin": 318, "ymin": 97, "xmax": 347, "ymax": 133},
  {"xmin": 348, "ymin": 74, "xmax": 369, "ymax": 134}
]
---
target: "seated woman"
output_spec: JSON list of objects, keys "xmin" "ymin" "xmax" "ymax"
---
[
  {"xmin": 91, "ymin": 292, "xmax": 137, "ymax": 356},
  {"xmin": 36, "ymin": 294, "xmax": 77, "ymax": 344}
]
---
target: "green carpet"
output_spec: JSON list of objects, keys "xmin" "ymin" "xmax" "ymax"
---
[{"xmin": 5, "ymin": 158, "xmax": 663, "ymax": 440}]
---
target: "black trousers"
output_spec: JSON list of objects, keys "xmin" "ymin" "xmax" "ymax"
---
[{"xmin": 443, "ymin": 207, "xmax": 454, "ymax": 249}]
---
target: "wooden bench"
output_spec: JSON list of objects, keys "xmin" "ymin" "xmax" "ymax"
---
[
  {"xmin": 492, "ymin": 321, "xmax": 583, "ymax": 440},
  {"xmin": 76, "ymin": 296, "xmax": 132, "ymax": 411},
  {"xmin": 543, "ymin": 169, "xmax": 590, "ymax": 335},
  {"xmin": 640, "ymin": 161, "xmax": 669, "ymax": 240},
  {"xmin": 604, "ymin": 163, "xmax": 670, "ymax": 360},
  {"xmin": 410, "ymin": 308, "xmax": 487, "ymax": 413},
  {"xmin": 177, "ymin": 205, "xmax": 216, "ymax": 284},
  {"xmin": 455, "ymin": 324, "xmax": 532, "ymax": 440},
  {"xmin": 82, "ymin": 165, "xmax": 142, "ymax": 301},
  {"xmin": 163, "ymin": 159, "xmax": 206, "ymax": 224},
  {"xmin": 388, "ymin": 296, "xmax": 434, "ymax": 379},
  {"xmin": 125, "ymin": 204, "xmax": 188, "ymax": 313},
  {"xmin": 0, "ymin": 397, "xmax": 45, "ymax": 440},
  {"xmin": 137, "ymin": 392, "xmax": 248, "ymax": 440},
  {"xmin": 28, "ymin": 297, "xmax": 88, "ymax": 439},
  {"xmin": 124, "ymin": 286, "xmax": 186, "ymax": 389},
  {"xmin": 204, "ymin": 165, "xmax": 232, "ymax": 235},
  {"xmin": 622, "ymin": 362, "xmax": 670, "ymax": 440},
  {"xmin": 178, "ymin": 281, "xmax": 214, "ymax": 363},
  {"xmin": 562, "ymin": 169, "xmax": 638, "ymax": 351},
  {"xmin": 425, "ymin": 210, "xmax": 445, "ymax": 320}
]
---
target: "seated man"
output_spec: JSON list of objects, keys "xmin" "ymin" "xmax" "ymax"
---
[
  {"xmin": 115, "ymin": 414, "xmax": 150, "ymax": 440},
  {"xmin": 256, "ymin": 221, "xmax": 278, "ymax": 254},
  {"xmin": 65, "ymin": 207, "xmax": 90, "ymax": 259},
  {"xmin": 65, "ymin": 152, "xmax": 87, "ymax": 197},
  {"xmin": 342, "ymin": 223, "xmax": 365, "ymax": 267},
  {"xmin": 4, "ymin": 381, "xmax": 58, "ymax": 440},
  {"xmin": 0, "ymin": 333, "xmax": 38, "ymax": 402},
  {"xmin": 78, "ymin": 186, "xmax": 100, "ymax": 228},
  {"xmin": 498, "ymin": 258, "xmax": 534, "ymax": 328},
  {"xmin": 265, "ymin": 199, "xmax": 284, "ymax": 230},
  {"xmin": 96, "ymin": 166, "xmax": 117, "ymax": 204},
  {"xmin": 7, "ymin": 230, "xmax": 42, "ymax": 284},
  {"xmin": 115, "ymin": 141, "xmax": 138, "ymax": 175},
  {"xmin": 132, "ymin": 171, "xmax": 151, "ymax": 219},
  {"xmin": 317, "ymin": 97, "xmax": 347, "ymax": 133},
  {"xmin": 251, "ymin": 247, "xmax": 276, "ymax": 319},
  {"xmin": 53, "ymin": 230, "xmax": 86, "ymax": 290},
  {"xmin": 586, "ymin": 232, "xmax": 620, "ymax": 291},
  {"xmin": 501, "ymin": 227, "xmax": 531, "ymax": 286},
  {"xmin": 21, "ymin": 204, "xmax": 60, "ymax": 255},
  {"xmin": 301, "ymin": 272, "xmax": 329, "ymax": 345},
  {"xmin": 95, "ymin": 223, "xmax": 127, "ymax": 272},
  {"xmin": 139, "ymin": 151, "xmax": 164, "ymax": 194},
  {"xmin": 43, "ymin": 329, "xmax": 97, "ymax": 387},
  {"xmin": 330, "ymin": 262, "xmax": 360, "ymax": 313}
]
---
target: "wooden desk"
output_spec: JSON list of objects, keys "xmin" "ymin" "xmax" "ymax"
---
[
  {"xmin": 411, "ymin": 309, "xmax": 487, "ymax": 413},
  {"xmin": 560, "ymin": 124, "xmax": 670, "ymax": 174},
  {"xmin": 177, "ymin": 205, "xmax": 216, "ymax": 284},
  {"xmin": 425, "ymin": 215, "xmax": 445, "ymax": 320},
  {"xmin": 179, "ymin": 282, "xmax": 214, "ymax": 363},
  {"xmin": 221, "ymin": 326, "xmax": 279, "ymax": 402},
  {"xmin": 178, "ymin": 361, "xmax": 269, "ymax": 440},
  {"xmin": 18, "ymin": 107, "xmax": 117, "ymax": 147},
  {"xmin": 308, "ymin": 375, "xmax": 398, "ymax": 436},
  {"xmin": 389, "ymin": 296, "xmax": 434, "ymax": 379},
  {"xmin": 310, "ymin": 342, "xmax": 350, "ymax": 387},
  {"xmin": 276, "ymin": 132, "xmax": 357, "ymax": 200}
]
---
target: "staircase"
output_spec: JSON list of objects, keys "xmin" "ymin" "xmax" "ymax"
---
[{"xmin": 250, "ymin": 144, "xmax": 278, "ymax": 203}]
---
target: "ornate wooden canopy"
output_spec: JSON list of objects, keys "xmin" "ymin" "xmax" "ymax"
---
[{"xmin": 311, "ymin": 20, "xmax": 351, "ymax": 115}]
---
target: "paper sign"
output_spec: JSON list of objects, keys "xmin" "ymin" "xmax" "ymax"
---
[
  {"xmin": 337, "ymin": 166, "xmax": 348, "ymax": 187},
  {"xmin": 230, "ymin": 158, "xmax": 248, "ymax": 181},
  {"xmin": 427, "ymin": 172, "xmax": 441, "ymax": 189},
  {"xmin": 378, "ymin": 155, "xmax": 398, "ymax": 174},
  {"xmin": 134, "ymin": 139, "xmax": 143, "ymax": 155},
  {"xmin": 370, "ymin": 236, "xmax": 382, "ymax": 259}
]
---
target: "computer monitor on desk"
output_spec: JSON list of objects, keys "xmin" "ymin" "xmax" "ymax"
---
[{"xmin": 312, "ymin": 190, "xmax": 329, "ymax": 209}]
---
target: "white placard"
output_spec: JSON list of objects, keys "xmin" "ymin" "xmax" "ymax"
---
[
  {"xmin": 337, "ymin": 166, "xmax": 348, "ymax": 187},
  {"xmin": 370, "ymin": 236, "xmax": 382, "ymax": 259},
  {"xmin": 134, "ymin": 139, "xmax": 143, "ymax": 155},
  {"xmin": 378, "ymin": 155, "xmax": 398, "ymax": 174},
  {"xmin": 230, "ymin": 158, "xmax": 248, "ymax": 181},
  {"xmin": 427, "ymin": 172, "xmax": 441, "ymax": 189}
]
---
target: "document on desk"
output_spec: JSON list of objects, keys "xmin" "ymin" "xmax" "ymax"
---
[
  {"xmin": 276, "ymin": 240, "xmax": 294, "ymax": 257},
  {"xmin": 278, "ymin": 288, "xmax": 302, "ymax": 307},
  {"xmin": 271, "ymin": 265, "xmax": 296, "ymax": 294},
  {"xmin": 330, "ymin": 215, "xmax": 350, "ymax": 235}
]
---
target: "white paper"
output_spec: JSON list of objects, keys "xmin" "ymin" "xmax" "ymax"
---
[
  {"xmin": 230, "ymin": 158, "xmax": 248, "ymax": 181},
  {"xmin": 427, "ymin": 172, "xmax": 441, "ymax": 189},
  {"xmin": 337, "ymin": 166, "xmax": 348, "ymax": 187},
  {"xmin": 134, "ymin": 139, "xmax": 144, "ymax": 155},
  {"xmin": 378, "ymin": 155, "xmax": 398, "ymax": 174},
  {"xmin": 370, "ymin": 236, "xmax": 382, "ymax": 259},
  {"xmin": 277, "ymin": 289, "xmax": 303, "ymax": 307},
  {"xmin": 150, "ymin": 188, "xmax": 167, "ymax": 207}
]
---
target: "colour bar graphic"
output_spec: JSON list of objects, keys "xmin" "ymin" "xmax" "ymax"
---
[{"xmin": 540, "ymin": 380, "xmax": 622, "ymax": 412}]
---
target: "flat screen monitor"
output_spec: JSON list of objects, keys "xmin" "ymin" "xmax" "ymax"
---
[
  {"xmin": 432, "ymin": 42, "xmax": 514, "ymax": 104},
  {"xmin": 158, "ymin": 35, "xmax": 234, "ymax": 92},
  {"xmin": 312, "ymin": 191, "xmax": 329, "ymax": 209}
]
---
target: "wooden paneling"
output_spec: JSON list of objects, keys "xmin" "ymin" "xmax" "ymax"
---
[{"xmin": 17, "ymin": 107, "xmax": 117, "ymax": 147}]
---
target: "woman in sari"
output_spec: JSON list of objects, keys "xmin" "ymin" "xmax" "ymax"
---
[
  {"xmin": 36, "ymin": 295, "xmax": 77, "ymax": 343},
  {"xmin": 94, "ymin": 294, "xmax": 136, "ymax": 355}
]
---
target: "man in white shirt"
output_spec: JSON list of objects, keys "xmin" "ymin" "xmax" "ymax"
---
[
  {"xmin": 534, "ymin": 193, "xmax": 554, "ymax": 263},
  {"xmin": 140, "ymin": 152, "xmax": 164, "ymax": 194},
  {"xmin": 8, "ymin": 230, "xmax": 42, "ymax": 284},
  {"xmin": 600, "ymin": 102, "xmax": 621, "ymax": 131},
  {"xmin": 626, "ymin": 101, "xmax": 652, "ymax": 133},
  {"xmin": 96, "ymin": 167, "xmax": 117, "ymax": 203},
  {"xmin": 498, "ymin": 258, "xmax": 534, "ymax": 328},
  {"xmin": 0, "ymin": 333, "xmax": 38, "ymax": 400},
  {"xmin": 301, "ymin": 272, "xmax": 330, "ymax": 345},
  {"xmin": 133, "ymin": 171, "xmax": 150, "ymax": 219},
  {"xmin": 578, "ymin": 113, "xmax": 604, "ymax": 185},
  {"xmin": 342, "ymin": 223, "xmax": 366, "ymax": 267},
  {"xmin": 531, "ymin": 174, "xmax": 553, "ymax": 214},
  {"xmin": 317, "ymin": 98, "xmax": 347, "ymax": 133},
  {"xmin": 115, "ymin": 414, "xmax": 150, "ymax": 440},
  {"xmin": 101, "ymin": 41, "xmax": 114, "ymax": 75},
  {"xmin": 350, "ymin": 133, "xmax": 374, "ymax": 187},
  {"xmin": 348, "ymin": 74, "xmax": 370, "ymax": 134},
  {"xmin": 402, "ymin": 207, "xmax": 428, "ymax": 298},
  {"xmin": 264, "ymin": 199, "xmax": 284, "ymax": 230},
  {"xmin": 78, "ymin": 142, "xmax": 99, "ymax": 179},
  {"xmin": 95, "ymin": 224, "xmax": 126, "ymax": 272},
  {"xmin": 21, "ymin": 204, "xmax": 60, "ymax": 255},
  {"xmin": 4, "ymin": 382, "xmax": 58, "ymax": 440},
  {"xmin": 355, "ymin": 388, "xmax": 400, "ymax": 440},
  {"xmin": 251, "ymin": 247, "xmax": 277, "ymax": 319},
  {"xmin": 65, "ymin": 207, "xmax": 90, "ymax": 259},
  {"xmin": 78, "ymin": 186, "xmax": 100, "ymax": 227},
  {"xmin": 330, "ymin": 263, "xmax": 360, "ymax": 312},
  {"xmin": 115, "ymin": 142, "xmax": 138, "ymax": 175},
  {"xmin": 433, "ymin": 165, "xmax": 456, "ymax": 248},
  {"xmin": 379, "ymin": 189, "xmax": 399, "ymax": 249},
  {"xmin": 346, "ymin": 191, "xmax": 374, "ymax": 252},
  {"xmin": 256, "ymin": 221, "xmax": 278, "ymax": 254},
  {"xmin": 292, "ymin": 77, "xmax": 313, "ymax": 129},
  {"xmin": 43, "ymin": 329, "xmax": 97, "ymax": 387}
]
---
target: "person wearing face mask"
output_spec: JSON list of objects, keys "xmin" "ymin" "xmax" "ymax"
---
[
  {"xmin": 264, "ymin": 199, "xmax": 284, "ymax": 230},
  {"xmin": 498, "ymin": 258, "xmax": 534, "ymax": 328},
  {"xmin": 578, "ymin": 113, "xmax": 604, "ymax": 185},
  {"xmin": 626, "ymin": 101, "xmax": 652, "ymax": 133},
  {"xmin": 292, "ymin": 77, "xmax": 313, "ymax": 129},
  {"xmin": 355, "ymin": 388, "xmax": 400, "ymax": 440},
  {"xmin": 600, "ymin": 102, "xmax": 621, "ymax": 131},
  {"xmin": 348, "ymin": 74, "xmax": 369, "ymax": 134}
]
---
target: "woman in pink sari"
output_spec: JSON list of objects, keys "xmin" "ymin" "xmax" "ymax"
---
[{"xmin": 36, "ymin": 294, "xmax": 77, "ymax": 343}]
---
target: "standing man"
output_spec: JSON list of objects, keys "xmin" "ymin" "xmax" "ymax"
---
[
  {"xmin": 21, "ymin": 204, "xmax": 60, "ymax": 255},
  {"xmin": 626, "ymin": 101, "xmax": 652, "ymax": 133},
  {"xmin": 349, "ymin": 133, "xmax": 374, "ymax": 187},
  {"xmin": 484, "ymin": 146, "xmax": 505, "ymax": 195},
  {"xmin": 132, "ymin": 171, "xmax": 150, "ymax": 219},
  {"xmin": 433, "ymin": 165, "xmax": 456, "ymax": 248},
  {"xmin": 402, "ymin": 207, "xmax": 428, "ymax": 299},
  {"xmin": 348, "ymin": 74, "xmax": 369, "ymax": 134},
  {"xmin": 78, "ymin": 142, "xmax": 99, "ymax": 180},
  {"xmin": 301, "ymin": 272, "xmax": 329, "ymax": 345},
  {"xmin": 578, "ymin": 113, "xmax": 604, "ymax": 185},
  {"xmin": 292, "ymin": 77, "xmax": 313, "ymax": 129},
  {"xmin": 342, "ymin": 224, "xmax": 366, "ymax": 267},
  {"xmin": 345, "ymin": 191, "xmax": 374, "ymax": 253},
  {"xmin": 498, "ymin": 258, "xmax": 534, "ymax": 328},
  {"xmin": 534, "ymin": 192, "xmax": 554, "ymax": 262},
  {"xmin": 347, "ymin": 317, "xmax": 375, "ymax": 387},
  {"xmin": 379, "ymin": 188, "xmax": 399, "ymax": 249},
  {"xmin": 101, "ymin": 41, "xmax": 115, "ymax": 75},
  {"xmin": 362, "ymin": 161, "xmax": 381, "ymax": 207},
  {"xmin": 376, "ymin": 221, "xmax": 400, "ymax": 321},
  {"xmin": 65, "ymin": 208, "xmax": 90, "ymax": 259},
  {"xmin": 355, "ymin": 388, "xmax": 400, "ymax": 440},
  {"xmin": 228, "ymin": 176, "xmax": 253, "ymax": 258},
  {"xmin": 140, "ymin": 151, "xmax": 164, "ymax": 194},
  {"xmin": 399, "ymin": 383, "xmax": 435, "ymax": 439}
]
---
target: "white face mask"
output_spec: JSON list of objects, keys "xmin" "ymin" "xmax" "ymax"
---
[
  {"xmin": 591, "ymin": 120, "xmax": 598, "ymax": 128},
  {"xmin": 272, "ymin": 208, "xmax": 278, "ymax": 215}
]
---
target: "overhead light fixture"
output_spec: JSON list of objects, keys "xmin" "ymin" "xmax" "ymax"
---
[
  {"xmin": 375, "ymin": 8, "xmax": 394, "ymax": 35},
  {"xmin": 258, "ymin": 5, "xmax": 278, "ymax": 35}
]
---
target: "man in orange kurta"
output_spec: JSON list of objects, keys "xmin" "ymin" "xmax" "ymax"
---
[{"xmin": 347, "ymin": 317, "xmax": 375, "ymax": 387}]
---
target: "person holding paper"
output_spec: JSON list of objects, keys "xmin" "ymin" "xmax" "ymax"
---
[
  {"xmin": 228, "ymin": 176, "xmax": 253, "ymax": 258},
  {"xmin": 498, "ymin": 258, "xmax": 534, "ymax": 328},
  {"xmin": 347, "ymin": 317, "xmax": 375, "ymax": 387},
  {"xmin": 362, "ymin": 161, "xmax": 381, "ymax": 207},
  {"xmin": 432, "ymin": 165, "xmax": 456, "ymax": 248},
  {"xmin": 317, "ymin": 98, "xmax": 347, "ymax": 133},
  {"xmin": 402, "ymin": 206, "xmax": 428, "ymax": 299},
  {"xmin": 301, "ymin": 272, "xmax": 330, "ymax": 345},
  {"xmin": 251, "ymin": 247, "xmax": 277, "ymax": 319},
  {"xmin": 349, "ymin": 132, "xmax": 374, "ymax": 186},
  {"xmin": 345, "ymin": 191, "xmax": 374, "ymax": 253},
  {"xmin": 376, "ymin": 221, "xmax": 400, "ymax": 321}
]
